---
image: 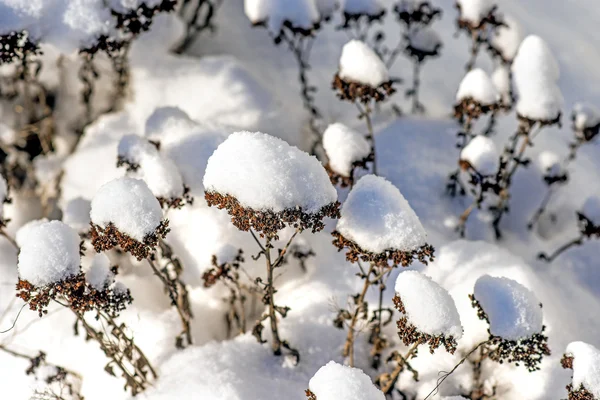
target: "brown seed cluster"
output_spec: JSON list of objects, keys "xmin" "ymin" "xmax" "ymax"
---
[
  {"xmin": 394, "ymin": 1, "xmax": 442, "ymax": 26},
  {"xmin": 90, "ymin": 220, "xmax": 170, "ymax": 260},
  {"xmin": 202, "ymin": 250, "xmax": 245, "ymax": 288},
  {"xmin": 305, "ymin": 389, "xmax": 317, "ymax": 400},
  {"xmin": 111, "ymin": 0, "xmax": 177, "ymax": 36},
  {"xmin": 16, "ymin": 273, "xmax": 132, "ymax": 318},
  {"xmin": 157, "ymin": 185, "xmax": 195, "ymax": 210},
  {"xmin": 325, "ymin": 152, "xmax": 374, "ymax": 188},
  {"xmin": 332, "ymin": 73, "xmax": 396, "ymax": 105},
  {"xmin": 405, "ymin": 42, "xmax": 442, "ymax": 63},
  {"xmin": 332, "ymin": 231, "xmax": 435, "ymax": 268},
  {"xmin": 470, "ymin": 294, "xmax": 551, "ymax": 372},
  {"xmin": 0, "ymin": 31, "xmax": 39, "ymax": 65},
  {"xmin": 517, "ymin": 112, "xmax": 562, "ymax": 131},
  {"xmin": 341, "ymin": 9, "xmax": 386, "ymax": 29},
  {"xmin": 577, "ymin": 212, "xmax": 600, "ymax": 239},
  {"xmin": 393, "ymin": 295, "xmax": 458, "ymax": 354},
  {"xmin": 454, "ymin": 97, "xmax": 499, "ymax": 121},
  {"xmin": 561, "ymin": 355, "xmax": 597, "ymax": 400},
  {"xmin": 205, "ymin": 191, "xmax": 340, "ymax": 240}
]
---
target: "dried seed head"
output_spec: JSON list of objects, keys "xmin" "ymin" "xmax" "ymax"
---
[
  {"xmin": 394, "ymin": 1, "xmax": 442, "ymax": 26},
  {"xmin": 0, "ymin": 31, "xmax": 39, "ymax": 65},
  {"xmin": 90, "ymin": 220, "xmax": 170, "ymax": 260},
  {"xmin": 332, "ymin": 73, "xmax": 396, "ymax": 104},
  {"xmin": 111, "ymin": 0, "xmax": 178, "ymax": 36}
]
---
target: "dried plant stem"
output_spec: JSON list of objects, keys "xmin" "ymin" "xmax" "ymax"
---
[
  {"xmin": 356, "ymin": 102, "xmax": 377, "ymax": 175},
  {"xmin": 465, "ymin": 30, "xmax": 481, "ymax": 71},
  {"xmin": 527, "ymin": 187, "xmax": 557, "ymax": 230},
  {"xmin": 538, "ymin": 235, "xmax": 584, "ymax": 262},
  {"xmin": 344, "ymin": 262, "xmax": 376, "ymax": 367},
  {"xmin": 175, "ymin": 0, "xmax": 222, "ymax": 54},
  {"xmin": 423, "ymin": 340, "xmax": 490, "ymax": 400},
  {"xmin": 264, "ymin": 238, "xmax": 282, "ymax": 355},
  {"xmin": 408, "ymin": 61, "xmax": 423, "ymax": 114},
  {"xmin": 380, "ymin": 342, "xmax": 419, "ymax": 395},
  {"xmin": 146, "ymin": 257, "xmax": 193, "ymax": 348}
]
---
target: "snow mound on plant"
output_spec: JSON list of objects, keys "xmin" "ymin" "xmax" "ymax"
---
[
  {"xmin": 456, "ymin": 68, "xmax": 499, "ymax": 106},
  {"xmin": 244, "ymin": 0, "xmax": 320, "ymax": 34},
  {"xmin": 491, "ymin": 65, "xmax": 511, "ymax": 105},
  {"xmin": 456, "ymin": 0, "xmax": 495, "ymax": 26},
  {"xmin": 338, "ymin": 40, "xmax": 389, "ymax": 87},
  {"xmin": 565, "ymin": 341, "xmax": 600, "ymax": 398},
  {"xmin": 489, "ymin": 14, "xmax": 523, "ymax": 61},
  {"xmin": 62, "ymin": 197, "xmax": 92, "ymax": 233},
  {"xmin": 323, "ymin": 122, "xmax": 371, "ymax": 177},
  {"xmin": 17, "ymin": 220, "xmax": 81, "ymax": 287},
  {"xmin": 407, "ymin": 27, "xmax": 442, "ymax": 53},
  {"xmin": 581, "ymin": 196, "xmax": 600, "ymax": 225},
  {"xmin": 573, "ymin": 103, "xmax": 600, "ymax": 131},
  {"xmin": 343, "ymin": 0, "xmax": 384, "ymax": 16},
  {"xmin": 90, "ymin": 177, "xmax": 163, "ymax": 241},
  {"xmin": 537, "ymin": 151, "xmax": 564, "ymax": 178},
  {"xmin": 395, "ymin": 270, "xmax": 463, "ymax": 339},
  {"xmin": 308, "ymin": 361, "xmax": 385, "ymax": 400},
  {"xmin": 85, "ymin": 253, "xmax": 113, "ymax": 290},
  {"xmin": 203, "ymin": 131, "xmax": 337, "ymax": 213},
  {"xmin": 336, "ymin": 175, "xmax": 427, "ymax": 253},
  {"xmin": 460, "ymin": 135, "xmax": 499, "ymax": 176},
  {"xmin": 473, "ymin": 275, "xmax": 543, "ymax": 340}
]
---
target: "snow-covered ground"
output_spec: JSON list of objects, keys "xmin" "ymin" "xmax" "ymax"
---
[{"xmin": 2, "ymin": 0, "xmax": 600, "ymax": 399}]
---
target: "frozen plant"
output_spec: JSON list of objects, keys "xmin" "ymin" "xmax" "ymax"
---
[
  {"xmin": 322, "ymin": 122, "xmax": 373, "ymax": 188},
  {"xmin": 332, "ymin": 175, "xmax": 434, "ymax": 367},
  {"xmin": 340, "ymin": 0, "xmax": 386, "ymax": 40},
  {"xmin": 244, "ymin": 0, "xmax": 324, "ymax": 152},
  {"xmin": 526, "ymin": 151, "xmax": 568, "ymax": 229},
  {"xmin": 13, "ymin": 220, "xmax": 155, "ymax": 395},
  {"xmin": 561, "ymin": 342, "xmax": 600, "ymax": 400},
  {"xmin": 204, "ymin": 131, "xmax": 340, "ymax": 362},
  {"xmin": 90, "ymin": 176, "xmax": 193, "ymax": 347},
  {"xmin": 332, "ymin": 40, "xmax": 396, "ymax": 174},
  {"xmin": 305, "ymin": 361, "xmax": 385, "ymax": 400},
  {"xmin": 454, "ymin": 0, "xmax": 504, "ymax": 70},
  {"xmin": 487, "ymin": 14, "xmax": 523, "ymax": 65},
  {"xmin": 538, "ymin": 197, "xmax": 600, "ymax": 262},
  {"xmin": 377, "ymin": 271, "xmax": 462, "ymax": 396}
]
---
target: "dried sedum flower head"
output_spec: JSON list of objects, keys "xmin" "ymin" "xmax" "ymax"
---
[
  {"xmin": 561, "ymin": 342, "xmax": 600, "ymax": 400},
  {"xmin": 455, "ymin": 68, "xmax": 501, "ymax": 120},
  {"xmin": 572, "ymin": 103, "xmax": 600, "ymax": 142},
  {"xmin": 405, "ymin": 27, "xmax": 443, "ymax": 62},
  {"xmin": 488, "ymin": 14, "xmax": 524, "ymax": 64},
  {"xmin": 307, "ymin": 361, "xmax": 385, "ymax": 400},
  {"xmin": 0, "ymin": 31, "xmax": 39, "ymax": 65},
  {"xmin": 455, "ymin": 0, "xmax": 502, "ymax": 30},
  {"xmin": 471, "ymin": 275, "xmax": 550, "ymax": 371},
  {"xmin": 322, "ymin": 123, "xmax": 373, "ymax": 187},
  {"xmin": 341, "ymin": 0, "xmax": 385, "ymax": 28},
  {"xmin": 333, "ymin": 40, "xmax": 395, "ymax": 104},
  {"xmin": 460, "ymin": 135, "xmax": 499, "ymax": 177},
  {"xmin": 90, "ymin": 177, "xmax": 169, "ymax": 260},
  {"xmin": 333, "ymin": 175, "xmax": 434, "ymax": 267},
  {"xmin": 204, "ymin": 131, "xmax": 339, "ymax": 239},
  {"xmin": 394, "ymin": 271, "xmax": 463, "ymax": 354},
  {"xmin": 578, "ymin": 197, "xmax": 600, "ymax": 238},
  {"xmin": 393, "ymin": 0, "xmax": 442, "ymax": 26}
]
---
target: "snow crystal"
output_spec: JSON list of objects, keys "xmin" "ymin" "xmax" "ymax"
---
[
  {"xmin": 308, "ymin": 361, "xmax": 385, "ymax": 400},
  {"xmin": 203, "ymin": 131, "xmax": 337, "ymax": 213},
  {"xmin": 343, "ymin": 0, "xmax": 384, "ymax": 16},
  {"xmin": 473, "ymin": 275, "xmax": 543, "ymax": 341},
  {"xmin": 456, "ymin": 0, "xmax": 495, "ymax": 26},
  {"xmin": 17, "ymin": 221, "xmax": 81, "ymax": 287},
  {"xmin": 456, "ymin": 68, "xmax": 500, "ymax": 106},
  {"xmin": 90, "ymin": 177, "xmax": 164, "ymax": 241},
  {"xmin": 460, "ymin": 135, "xmax": 499, "ymax": 176},
  {"xmin": 244, "ymin": 0, "xmax": 319, "ymax": 35},
  {"xmin": 338, "ymin": 40, "xmax": 389, "ymax": 88},
  {"xmin": 489, "ymin": 14, "xmax": 523, "ymax": 61},
  {"xmin": 537, "ymin": 151, "xmax": 564, "ymax": 178},
  {"xmin": 581, "ymin": 197, "xmax": 600, "ymax": 226},
  {"xmin": 336, "ymin": 175, "xmax": 427, "ymax": 253},
  {"xmin": 395, "ymin": 271, "xmax": 463, "ymax": 339},
  {"xmin": 323, "ymin": 123, "xmax": 371, "ymax": 177},
  {"xmin": 86, "ymin": 253, "xmax": 113, "ymax": 290},
  {"xmin": 573, "ymin": 103, "xmax": 600, "ymax": 131},
  {"xmin": 407, "ymin": 27, "xmax": 442, "ymax": 54},
  {"xmin": 62, "ymin": 197, "xmax": 92, "ymax": 233},
  {"xmin": 565, "ymin": 341, "xmax": 600, "ymax": 398},
  {"xmin": 118, "ymin": 135, "xmax": 185, "ymax": 200}
]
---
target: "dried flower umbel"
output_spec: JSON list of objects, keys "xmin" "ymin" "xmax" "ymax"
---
[
  {"xmin": 561, "ymin": 355, "xmax": 597, "ymax": 400},
  {"xmin": 91, "ymin": 220, "xmax": 169, "ymax": 261},
  {"xmin": 332, "ymin": 231, "xmax": 434, "ymax": 368},
  {"xmin": 325, "ymin": 151, "xmax": 374, "ymax": 189}
]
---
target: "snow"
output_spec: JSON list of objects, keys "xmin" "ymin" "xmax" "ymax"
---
[
  {"xmin": 581, "ymin": 197, "xmax": 600, "ymax": 225},
  {"xmin": 460, "ymin": 135, "xmax": 499, "ymax": 176},
  {"xmin": 573, "ymin": 103, "xmax": 600, "ymax": 131},
  {"xmin": 473, "ymin": 275, "xmax": 544, "ymax": 341},
  {"xmin": 90, "ymin": 177, "xmax": 164, "ymax": 241},
  {"xmin": 456, "ymin": 0, "xmax": 495, "ymax": 26},
  {"xmin": 407, "ymin": 27, "xmax": 442, "ymax": 54},
  {"xmin": 395, "ymin": 271, "xmax": 463, "ymax": 339},
  {"xmin": 62, "ymin": 197, "xmax": 92, "ymax": 233},
  {"xmin": 537, "ymin": 151, "xmax": 564, "ymax": 178},
  {"xmin": 565, "ymin": 341, "xmax": 600, "ymax": 398},
  {"xmin": 243, "ymin": 0, "xmax": 320, "ymax": 35},
  {"xmin": 342, "ymin": 0, "xmax": 384, "ymax": 16},
  {"xmin": 336, "ymin": 175, "xmax": 427, "ymax": 253},
  {"xmin": 489, "ymin": 14, "xmax": 523, "ymax": 62},
  {"xmin": 322, "ymin": 122, "xmax": 371, "ymax": 177},
  {"xmin": 15, "ymin": 219, "xmax": 50, "ymax": 248},
  {"xmin": 315, "ymin": 0, "xmax": 339, "ymax": 19},
  {"xmin": 203, "ymin": 131, "xmax": 337, "ymax": 213},
  {"xmin": 456, "ymin": 68, "xmax": 500, "ymax": 106},
  {"xmin": 338, "ymin": 40, "xmax": 389, "ymax": 88},
  {"xmin": 308, "ymin": 361, "xmax": 385, "ymax": 400},
  {"xmin": 17, "ymin": 221, "xmax": 81, "ymax": 287},
  {"xmin": 85, "ymin": 253, "xmax": 113, "ymax": 290},
  {"xmin": 512, "ymin": 35, "xmax": 563, "ymax": 122},
  {"xmin": 118, "ymin": 134, "xmax": 159, "ymax": 166},
  {"xmin": 491, "ymin": 65, "xmax": 511, "ymax": 105}
]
